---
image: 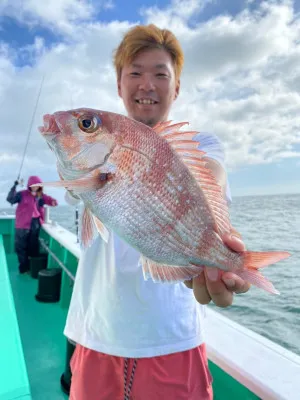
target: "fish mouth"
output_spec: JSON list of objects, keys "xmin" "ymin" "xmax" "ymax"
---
[{"xmin": 38, "ymin": 114, "xmax": 61, "ymax": 137}]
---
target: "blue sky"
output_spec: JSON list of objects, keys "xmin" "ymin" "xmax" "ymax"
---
[{"xmin": 0, "ymin": 0, "xmax": 299, "ymax": 206}]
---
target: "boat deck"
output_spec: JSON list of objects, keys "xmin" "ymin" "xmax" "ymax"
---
[{"xmin": 6, "ymin": 253, "xmax": 68, "ymax": 400}]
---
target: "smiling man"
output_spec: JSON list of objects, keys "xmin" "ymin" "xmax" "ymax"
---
[
  {"xmin": 119, "ymin": 48, "xmax": 180, "ymax": 127},
  {"xmin": 65, "ymin": 24, "xmax": 249, "ymax": 400}
]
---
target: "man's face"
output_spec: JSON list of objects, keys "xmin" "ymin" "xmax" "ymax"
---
[{"xmin": 117, "ymin": 48, "xmax": 180, "ymax": 127}]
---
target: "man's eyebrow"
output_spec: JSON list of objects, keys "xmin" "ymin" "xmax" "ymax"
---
[
  {"xmin": 131, "ymin": 63, "xmax": 142, "ymax": 68},
  {"xmin": 155, "ymin": 63, "xmax": 168, "ymax": 69},
  {"xmin": 130, "ymin": 63, "xmax": 169, "ymax": 69}
]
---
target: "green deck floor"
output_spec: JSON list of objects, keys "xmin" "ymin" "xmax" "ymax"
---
[{"xmin": 7, "ymin": 254, "xmax": 69, "ymax": 400}]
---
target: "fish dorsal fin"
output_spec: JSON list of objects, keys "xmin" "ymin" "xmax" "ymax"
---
[{"xmin": 153, "ymin": 121, "xmax": 231, "ymax": 238}]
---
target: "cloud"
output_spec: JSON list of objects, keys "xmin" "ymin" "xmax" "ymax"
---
[
  {"xmin": 0, "ymin": 0, "xmax": 300, "ymax": 206},
  {"xmin": 0, "ymin": 0, "xmax": 107, "ymax": 34},
  {"xmin": 141, "ymin": 0, "xmax": 214, "ymax": 24}
]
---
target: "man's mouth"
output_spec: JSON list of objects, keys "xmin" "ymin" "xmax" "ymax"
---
[{"xmin": 135, "ymin": 98, "xmax": 158, "ymax": 105}]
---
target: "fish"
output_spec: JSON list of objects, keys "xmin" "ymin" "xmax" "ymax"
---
[{"xmin": 34, "ymin": 107, "xmax": 291, "ymax": 295}]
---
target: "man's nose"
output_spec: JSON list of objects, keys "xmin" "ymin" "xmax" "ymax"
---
[{"xmin": 139, "ymin": 74, "xmax": 155, "ymax": 91}]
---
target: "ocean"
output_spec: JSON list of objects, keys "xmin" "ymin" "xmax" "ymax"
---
[{"xmin": 1, "ymin": 193, "xmax": 300, "ymax": 356}]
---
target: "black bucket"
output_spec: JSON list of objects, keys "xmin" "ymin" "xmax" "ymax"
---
[
  {"xmin": 29, "ymin": 254, "xmax": 48, "ymax": 279},
  {"xmin": 60, "ymin": 339, "xmax": 76, "ymax": 395},
  {"xmin": 35, "ymin": 268, "xmax": 62, "ymax": 303}
]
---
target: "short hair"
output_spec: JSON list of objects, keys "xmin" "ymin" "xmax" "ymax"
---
[{"xmin": 113, "ymin": 24, "xmax": 184, "ymax": 80}]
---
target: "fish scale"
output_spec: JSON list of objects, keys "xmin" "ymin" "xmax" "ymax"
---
[
  {"xmin": 90, "ymin": 162, "xmax": 194, "ymax": 265},
  {"xmin": 36, "ymin": 107, "xmax": 291, "ymax": 294},
  {"xmin": 97, "ymin": 173, "xmax": 193, "ymax": 264},
  {"xmin": 106, "ymin": 147, "xmax": 199, "ymax": 260}
]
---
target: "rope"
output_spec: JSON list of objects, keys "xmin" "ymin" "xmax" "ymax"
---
[
  {"xmin": 124, "ymin": 358, "xmax": 137, "ymax": 400},
  {"xmin": 17, "ymin": 74, "xmax": 45, "ymax": 181}
]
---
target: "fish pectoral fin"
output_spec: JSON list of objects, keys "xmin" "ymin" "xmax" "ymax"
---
[
  {"xmin": 140, "ymin": 256, "xmax": 202, "ymax": 283},
  {"xmin": 80, "ymin": 207, "xmax": 109, "ymax": 248},
  {"xmin": 30, "ymin": 172, "xmax": 113, "ymax": 194}
]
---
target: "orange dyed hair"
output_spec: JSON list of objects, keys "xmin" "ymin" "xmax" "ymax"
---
[{"xmin": 113, "ymin": 24, "xmax": 184, "ymax": 81}]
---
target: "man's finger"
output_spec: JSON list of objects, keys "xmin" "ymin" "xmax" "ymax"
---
[
  {"xmin": 223, "ymin": 233, "xmax": 246, "ymax": 252},
  {"xmin": 222, "ymin": 272, "xmax": 251, "ymax": 294},
  {"xmin": 205, "ymin": 268, "xmax": 233, "ymax": 308},
  {"xmin": 184, "ymin": 279, "xmax": 193, "ymax": 289},
  {"xmin": 192, "ymin": 271, "xmax": 211, "ymax": 305}
]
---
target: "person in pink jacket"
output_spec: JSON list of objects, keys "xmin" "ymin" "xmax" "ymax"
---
[{"xmin": 6, "ymin": 175, "xmax": 58, "ymax": 274}]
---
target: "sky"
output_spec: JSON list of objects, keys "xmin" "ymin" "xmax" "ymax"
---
[{"xmin": 0, "ymin": 0, "xmax": 300, "ymax": 207}]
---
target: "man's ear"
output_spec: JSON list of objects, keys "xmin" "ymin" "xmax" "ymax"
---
[
  {"xmin": 117, "ymin": 79, "xmax": 122, "ymax": 98},
  {"xmin": 174, "ymin": 79, "xmax": 180, "ymax": 100}
]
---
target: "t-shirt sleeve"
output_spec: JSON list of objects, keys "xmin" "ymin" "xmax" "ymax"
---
[
  {"xmin": 192, "ymin": 132, "xmax": 232, "ymax": 204},
  {"xmin": 64, "ymin": 190, "xmax": 81, "ymax": 206}
]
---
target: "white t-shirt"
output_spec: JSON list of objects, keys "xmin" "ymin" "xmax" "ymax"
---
[{"xmin": 64, "ymin": 133, "xmax": 232, "ymax": 358}]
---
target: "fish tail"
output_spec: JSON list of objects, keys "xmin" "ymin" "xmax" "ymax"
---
[{"xmin": 235, "ymin": 250, "xmax": 291, "ymax": 295}]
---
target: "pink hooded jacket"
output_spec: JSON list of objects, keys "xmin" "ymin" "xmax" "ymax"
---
[{"xmin": 6, "ymin": 175, "xmax": 58, "ymax": 229}]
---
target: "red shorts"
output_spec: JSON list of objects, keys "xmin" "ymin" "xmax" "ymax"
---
[{"xmin": 69, "ymin": 343, "xmax": 213, "ymax": 400}]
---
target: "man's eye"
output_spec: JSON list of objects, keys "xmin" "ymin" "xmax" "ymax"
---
[{"xmin": 130, "ymin": 72, "xmax": 140, "ymax": 76}]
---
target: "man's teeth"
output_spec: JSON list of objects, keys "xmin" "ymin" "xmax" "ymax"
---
[{"xmin": 137, "ymin": 99, "xmax": 156, "ymax": 104}]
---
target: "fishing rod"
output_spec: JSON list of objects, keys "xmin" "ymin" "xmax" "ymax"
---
[
  {"xmin": 68, "ymin": 89, "xmax": 80, "ymax": 243},
  {"xmin": 17, "ymin": 74, "xmax": 45, "ymax": 184}
]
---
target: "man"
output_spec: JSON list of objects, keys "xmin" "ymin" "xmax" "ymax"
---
[
  {"xmin": 6, "ymin": 176, "xmax": 58, "ymax": 273},
  {"xmin": 64, "ymin": 24, "xmax": 250, "ymax": 399}
]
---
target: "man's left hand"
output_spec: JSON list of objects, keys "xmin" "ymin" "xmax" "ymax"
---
[{"xmin": 184, "ymin": 232, "xmax": 251, "ymax": 308}]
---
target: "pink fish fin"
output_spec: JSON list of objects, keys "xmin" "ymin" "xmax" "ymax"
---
[
  {"xmin": 173, "ymin": 156, "xmax": 230, "ymax": 237},
  {"xmin": 30, "ymin": 173, "xmax": 111, "ymax": 194},
  {"xmin": 80, "ymin": 207, "xmax": 109, "ymax": 248},
  {"xmin": 152, "ymin": 120, "xmax": 199, "ymax": 140},
  {"xmin": 92, "ymin": 215, "xmax": 109, "ymax": 243},
  {"xmin": 242, "ymin": 250, "xmax": 291, "ymax": 268},
  {"xmin": 186, "ymin": 162, "xmax": 231, "ymax": 238},
  {"xmin": 234, "ymin": 269, "xmax": 280, "ymax": 295},
  {"xmin": 140, "ymin": 256, "xmax": 202, "ymax": 283},
  {"xmin": 80, "ymin": 207, "xmax": 98, "ymax": 248},
  {"xmin": 152, "ymin": 120, "xmax": 232, "ymax": 237},
  {"xmin": 235, "ymin": 250, "xmax": 291, "ymax": 294},
  {"xmin": 151, "ymin": 120, "xmax": 231, "ymax": 238},
  {"xmin": 164, "ymin": 132, "xmax": 200, "ymax": 141}
]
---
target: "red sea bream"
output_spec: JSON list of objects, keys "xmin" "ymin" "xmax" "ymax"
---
[{"xmin": 35, "ymin": 108, "xmax": 291, "ymax": 294}]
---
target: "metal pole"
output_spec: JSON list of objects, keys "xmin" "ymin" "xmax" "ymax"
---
[
  {"xmin": 39, "ymin": 238, "xmax": 75, "ymax": 281},
  {"xmin": 75, "ymin": 207, "xmax": 79, "ymax": 243},
  {"xmin": 44, "ymin": 207, "xmax": 51, "ymax": 224}
]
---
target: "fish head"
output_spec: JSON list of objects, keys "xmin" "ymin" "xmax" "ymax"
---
[{"xmin": 39, "ymin": 108, "xmax": 116, "ymax": 176}]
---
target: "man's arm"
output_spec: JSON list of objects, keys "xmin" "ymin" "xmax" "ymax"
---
[{"xmin": 6, "ymin": 181, "xmax": 22, "ymax": 205}]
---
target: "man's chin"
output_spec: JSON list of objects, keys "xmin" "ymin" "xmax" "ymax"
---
[{"xmin": 134, "ymin": 115, "xmax": 159, "ymax": 128}]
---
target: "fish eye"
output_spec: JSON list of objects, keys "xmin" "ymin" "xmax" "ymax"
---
[{"xmin": 78, "ymin": 115, "xmax": 102, "ymax": 133}]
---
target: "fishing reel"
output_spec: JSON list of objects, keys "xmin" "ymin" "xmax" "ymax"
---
[{"xmin": 15, "ymin": 178, "xmax": 24, "ymax": 187}]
